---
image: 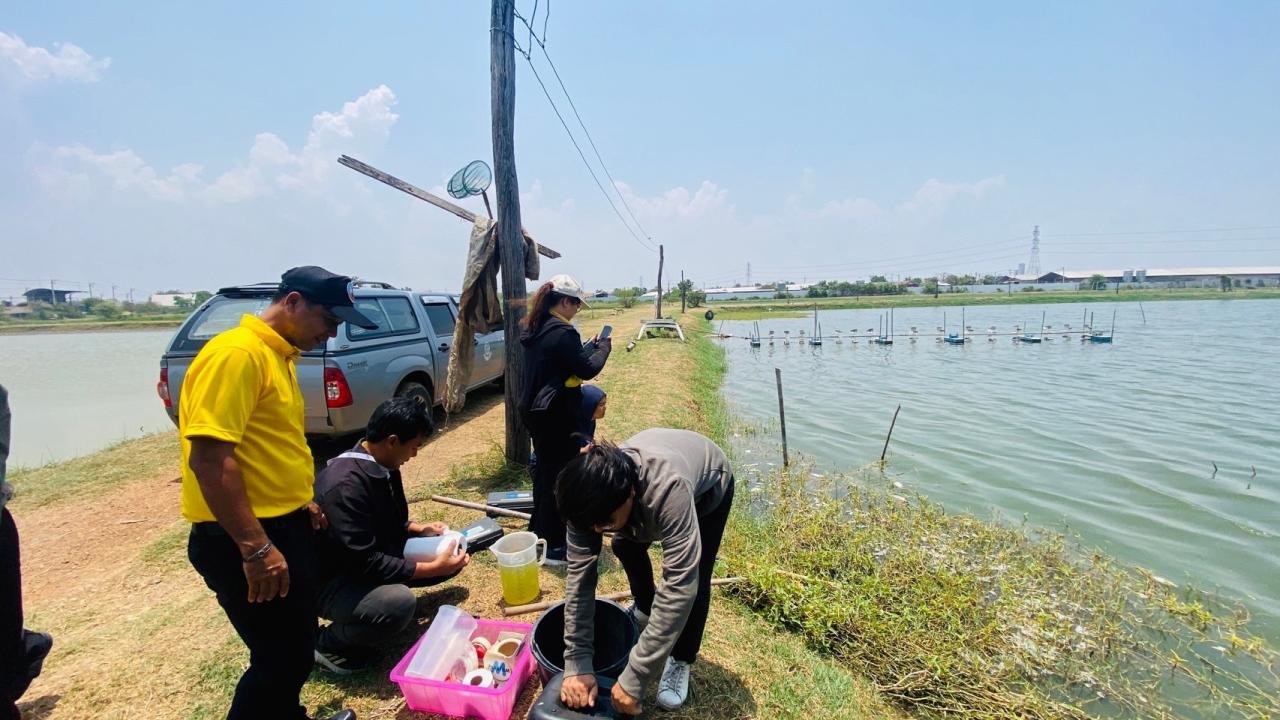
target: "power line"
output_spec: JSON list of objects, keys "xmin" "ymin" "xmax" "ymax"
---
[
  {"xmin": 1043, "ymin": 225, "xmax": 1280, "ymax": 238},
  {"xmin": 1049, "ymin": 235, "xmax": 1280, "ymax": 246},
  {"xmin": 530, "ymin": 28, "xmax": 656, "ymax": 243},
  {"xmin": 732, "ymin": 236, "xmax": 1028, "ymax": 275},
  {"xmin": 522, "ymin": 56, "xmax": 657, "ymax": 252},
  {"xmin": 514, "ymin": 5, "xmax": 658, "ymax": 254}
]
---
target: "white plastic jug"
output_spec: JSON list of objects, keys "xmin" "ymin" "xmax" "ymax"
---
[
  {"xmin": 490, "ymin": 531, "xmax": 546, "ymax": 605},
  {"xmin": 405, "ymin": 604, "xmax": 478, "ymax": 680},
  {"xmin": 403, "ymin": 531, "xmax": 467, "ymax": 563}
]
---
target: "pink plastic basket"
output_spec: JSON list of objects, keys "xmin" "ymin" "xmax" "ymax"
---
[{"xmin": 390, "ymin": 618, "xmax": 535, "ymax": 720}]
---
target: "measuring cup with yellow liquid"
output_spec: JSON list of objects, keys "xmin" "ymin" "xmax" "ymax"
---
[{"xmin": 490, "ymin": 531, "xmax": 547, "ymax": 605}]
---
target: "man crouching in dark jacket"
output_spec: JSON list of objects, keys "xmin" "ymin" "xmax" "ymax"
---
[{"xmin": 313, "ymin": 397, "xmax": 469, "ymax": 673}]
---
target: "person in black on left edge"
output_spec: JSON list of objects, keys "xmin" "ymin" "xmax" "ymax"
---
[
  {"xmin": 313, "ymin": 397, "xmax": 470, "ymax": 673},
  {"xmin": 1, "ymin": 384, "xmax": 54, "ymax": 720}
]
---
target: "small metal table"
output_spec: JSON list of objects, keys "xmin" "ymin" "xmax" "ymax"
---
[{"xmin": 636, "ymin": 318, "xmax": 686, "ymax": 341}]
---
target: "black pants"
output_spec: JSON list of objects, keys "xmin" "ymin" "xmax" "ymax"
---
[
  {"xmin": 527, "ymin": 404, "xmax": 579, "ymax": 549},
  {"xmin": 188, "ymin": 508, "xmax": 318, "ymax": 720},
  {"xmin": 1, "ymin": 509, "xmax": 23, "ymax": 720},
  {"xmin": 610, "ymin": 477, "xmax": 735, "ymax": 664},
  {"xmin": 315, "ymin": 570, "xmax": 457, "ymax": 657}
]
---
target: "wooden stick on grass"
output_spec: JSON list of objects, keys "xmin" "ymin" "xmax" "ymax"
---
[
  {"xmin": 429, "ymin": 494, "xmax": 531, "ymax": 520},
  {"xmin": 502, "ymin": 577, "xmax": 745, "ymax": 616}
]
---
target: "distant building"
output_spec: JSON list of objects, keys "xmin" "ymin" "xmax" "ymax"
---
[
  {"xmin": 955, "ymin": 266, "xmax": 1280, "ymax": 294},
  {"xmin": 22, "ymin": 288, "xmax": 80, "ymax": 304},
  {"xmin": 150, "ymin": 292, "xmax": 198, "ymax": 307},
  {"xmin": 704, "ymin": 283, "xmax": 811, "ymax": 301},
  {"xmin": 1058, "ymin": 266, "xmax": 1280, "ymax": 287}
]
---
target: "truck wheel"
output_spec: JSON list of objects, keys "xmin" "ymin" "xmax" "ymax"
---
[{"xmin": 396, "ymin": 381, "xmax": 433, "ymax": 408}]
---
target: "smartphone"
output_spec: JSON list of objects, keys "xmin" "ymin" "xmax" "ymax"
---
[{"xmin": 599, "ymin": 325, "xmax": 613, "ymax": 340}]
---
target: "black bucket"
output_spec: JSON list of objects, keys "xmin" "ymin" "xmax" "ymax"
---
[{"xmin": 530, "ymin": 599, "xmax": 638, "ymax": 685}]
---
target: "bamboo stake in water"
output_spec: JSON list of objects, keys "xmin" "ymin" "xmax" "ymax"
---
[
  {"xmin": 775, "ymin": 367, "xmax": 789, "ymax": 467},
  {"xmin": 880, "ymin": 404, "xmax": 902, "ymax": 463}
]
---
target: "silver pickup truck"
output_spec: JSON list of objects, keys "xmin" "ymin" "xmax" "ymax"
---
[{"xmin": 156, "ymin": 282, "xmax": 503, "ymax": 438}]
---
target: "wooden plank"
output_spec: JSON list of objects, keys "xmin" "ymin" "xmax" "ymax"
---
[{"xmin": 337, "ymin": 154, "xmax": 560, "ymax": 260}]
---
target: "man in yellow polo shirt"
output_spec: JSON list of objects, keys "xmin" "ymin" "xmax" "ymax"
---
[{"xmin": 182, "ymin": 266, "xmax": 376, "ymax": 720}]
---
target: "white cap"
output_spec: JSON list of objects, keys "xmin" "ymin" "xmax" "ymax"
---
[{"xmin": 549, "ymin": 274, "xmax": 591, "ymax": 305}]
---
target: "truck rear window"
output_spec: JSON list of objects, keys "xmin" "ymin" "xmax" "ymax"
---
[
  {"xmin": 347, "ymin": 296, "xmax": 419, "ymax": 340},
  {"xmin": 171, "ymin": 296, "xmax": 271, "ymax": 352}
]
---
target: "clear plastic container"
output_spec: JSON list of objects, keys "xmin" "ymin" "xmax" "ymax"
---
[
  {"xmin": 404, "ymin": 531, "xmax": 468, "ymax": 563},
  {"xmin": 391, "ymin": 618, "xmax": 535, "ymax": 720},
  {"xmin": 403, "ymin": 604, "xmax": 477, "ymax": 680}
]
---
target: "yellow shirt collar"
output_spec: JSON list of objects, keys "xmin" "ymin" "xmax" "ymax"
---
[
  {"xmin": 550, "ymin": 309, "xmax": 572, "ymax": 324},
  {"xmin": 241, "ymin": 314, "xmax": 300, "ymax": 360}
]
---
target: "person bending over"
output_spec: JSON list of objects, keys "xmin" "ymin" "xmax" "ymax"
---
[{"xmin": 555, "ymin": 429, "xmax": 735, "ymax": 714}]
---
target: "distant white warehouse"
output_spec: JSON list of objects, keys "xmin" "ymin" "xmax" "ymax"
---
[
  {"xmin": 1029, "ymin": 267, "xmax": 1280, "ymax": 288},
  {"xmin": 639, "ymin": 283, "xmax": 811, "ymax": 302},
  {"xmin": 703, "ymin": 284, "xmax": 811, "ymax": 301}
]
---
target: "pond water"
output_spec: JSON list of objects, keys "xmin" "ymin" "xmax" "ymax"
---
[
  {"xmin": 718, "ymin": 299, "xmax": 1280, "ymax": 637},
  {"xmin": 0, "ymin": 330, "xmax": 174, "ymax": 469}
]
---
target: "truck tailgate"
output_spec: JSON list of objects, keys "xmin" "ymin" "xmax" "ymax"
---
[{"xmin": 294, "ymin": 353, "xmax": 331, "ymax": 434}]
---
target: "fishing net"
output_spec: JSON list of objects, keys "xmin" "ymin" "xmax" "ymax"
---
[{"xmin": 447, "ymin": 160, "xmax": 493, "ymax": 199}]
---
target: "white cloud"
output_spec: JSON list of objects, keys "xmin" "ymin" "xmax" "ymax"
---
[
  {"xmin": 0, "ymin": 31, "xmax": 110, "ymax": 83},
  {"xmin": 898, "ymin": 174, "xmax": 1006, "ymax": 213},
  {"xmin": 615, "ymin": 180, "xmax": 731, "ymax": 219},
  {"xmin": 820, "ymin": 196, "xmax": 881, "ymax": 220},
  {"xmin": 32, "ymin": 85, "xmax": 399, "ymax": 203}
]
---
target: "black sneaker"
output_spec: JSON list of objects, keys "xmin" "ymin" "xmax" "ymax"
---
[
  {"xmin": 7, "ymin": 630, "xmax": 53, "ymax": 700},
  {"xmin": 23, "ymin": 630, "xmax": 53, "ymax": 682},
  {"xmin": 544, "ymin": 545, "xmax": 567, "ymax": 567},
  {"xmin": 313, "ymin": 648, "xmax": 372, "ymax": 675}
]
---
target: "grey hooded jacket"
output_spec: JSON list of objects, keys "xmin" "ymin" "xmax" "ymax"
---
[{"xmin": 561, "ymin": 428, "xmax": 732, "ymax": 699}]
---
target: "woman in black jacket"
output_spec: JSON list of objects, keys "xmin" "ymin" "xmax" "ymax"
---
[{"xmin": 518, "ymin": 274, "xmax": 612, "ymax": 563}]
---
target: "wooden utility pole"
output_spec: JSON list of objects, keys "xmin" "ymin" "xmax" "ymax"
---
[
  {"xmin": 491, "ymin": 0, "xmax": 530, "ymax": 464},
  {"xmin": 655, "ymin": 244, "xmax": 665, "ymax": 319},
  {"xmin": 680, "ymin": 270, "xmax": 686, "ymax": 314}
]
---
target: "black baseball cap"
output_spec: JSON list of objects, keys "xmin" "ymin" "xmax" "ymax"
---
[{"xmin": 279, "ymin": 266, "xmax": 379, "ymax": 330}]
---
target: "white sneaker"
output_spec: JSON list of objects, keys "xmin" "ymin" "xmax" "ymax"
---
[{"xmin": 655, "ymin": 657, "xmax": 690, "ymax": 710}]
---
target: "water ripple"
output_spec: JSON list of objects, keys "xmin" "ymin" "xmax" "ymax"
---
[{"xmin": 721, "ymin": 299, "xmax": 1280, "ymax": 638}]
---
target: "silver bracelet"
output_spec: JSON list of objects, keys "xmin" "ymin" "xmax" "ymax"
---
[{"xmin": 243, "ymin": 541, "xmax": 274, "ymax": 563}]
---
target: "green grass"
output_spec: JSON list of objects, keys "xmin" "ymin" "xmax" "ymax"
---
[
  {"xmin": 139, "ymin": 520, "xmax": 193, "ymax": 570},
  {"xmin": 7, "ymin": 431, "xmax": 179, "ymax": 509},
  {"xmin": 0, "ymin": 316, "xmax": 187, "ymax": 334}
]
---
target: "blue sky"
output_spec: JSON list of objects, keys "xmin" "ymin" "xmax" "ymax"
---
[{"xmin": 2, "ymin": 1, "xmax": 1278, "ymax": 298}]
